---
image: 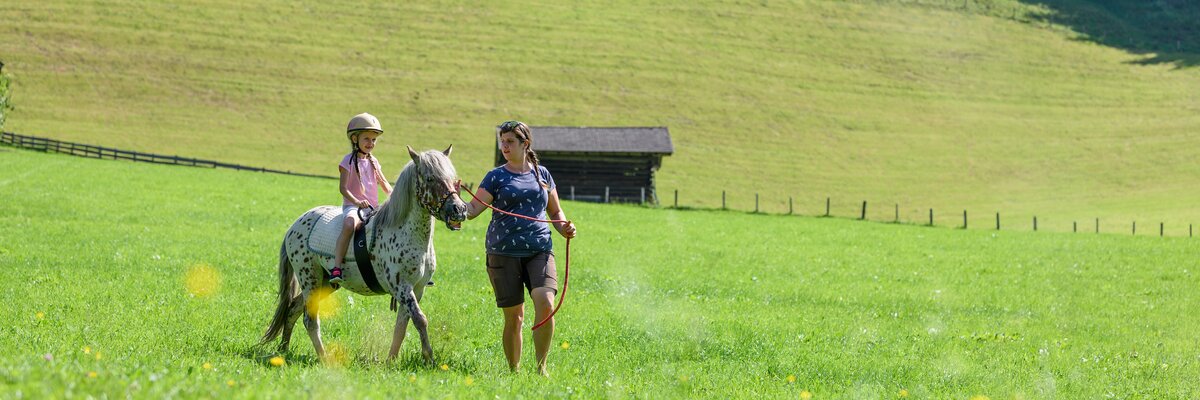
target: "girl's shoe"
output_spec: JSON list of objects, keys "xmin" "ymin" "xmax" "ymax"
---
[{"xmin": 329, "ymin": 266, "xmax": 344, "ymax": 284}]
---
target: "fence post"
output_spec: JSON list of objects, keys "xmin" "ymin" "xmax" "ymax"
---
[
  {"xmin": 825, "ymin": 197, "xmax": 830, "ymax": 217},
  {"xmin": 1073, "ymin": 221, "xmax": 1077, "ymax": 233},
  {"xmin": 789, "ymin": 197, "xmax": 793, "ymax": 215},
  {"xmin": 755, "ymin": 193, "xmax": 759, "ymax": 213},
  {"xmin": 1132, "ymin": 221, "xmax": 1136, "ymax": 235},
  {"xmin": 1191, "ymin": 224, "xmax": 1193, "ymax": 237},
  {"xmin": 641, "ymin": 187, "xmax": 646, "ymax": 204},
  {"xmin": 1160, "ymin": 222, "xmax": 1164, "ymax": 237},
  {"xmin": 1034, "ymin": 216, "xmax": 1038, "ymax": 231},
  {"xmin": 571, "ymin": 186, "xmax": 575, "ymax": 201},
  {"xmin": 895, "ymin": 204, "xmax": 899, "ymax": 223},
  {"xmin": 963, "ymin": 210, "xmax": 967, "ymax": 229},
  {"xmin": 1096, "ymin": 218, "xmax": 1099, "ymax": 233},
  {"xmin": 861, "ymin": 201, "xmax": 867, "ymax": 220},
  {"xmin": 605, "ymin": 186, "xmax": 610, "ymax": 203},
  {"xmin": 674, "ymin": 189, "xmax": 678, "ymax": 208},
  {"xmin": 996, "ymin": 212, "xmax": 1000, "ymax": 230},
  {"xmin": 929, "ymin": 208, "xmax": 933, "ymax": 226},
  {"xmin": 721, "ymin": 191, "xmax": 726, "ymax": 209}
]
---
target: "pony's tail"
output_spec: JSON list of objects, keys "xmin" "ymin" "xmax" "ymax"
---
[{"xmin": 258, "ymin": 242, "xmax": 298, "ymax": 346}]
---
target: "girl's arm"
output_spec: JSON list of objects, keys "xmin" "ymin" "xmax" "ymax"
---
[
  {"xmin": 465, "ymin": 188, "xmax": 494, "ymax": 220},
  {"xmin": 375, "ymin": 164, "xmax": 393, "ymax": 196},
  {"xmin": 339, "ymin": 167, "xmax": 369, "ymax": 208},
  {"xmin": 546, "ymin": 188, "xmax": 576, "ymax": 238}
]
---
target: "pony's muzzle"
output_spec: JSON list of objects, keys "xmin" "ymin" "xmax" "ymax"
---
[{"xmin": 442, "ymin": 201, "xmax": 467, "ymax": 231}]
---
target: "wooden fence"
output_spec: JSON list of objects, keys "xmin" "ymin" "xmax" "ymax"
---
[
  {"xmin": 5, "ymin": 131, "xmax": 1192, "ymax": 238},
  {"xmin": 1, "ymin": 131, "xmax": 336, "ymax": 180}
]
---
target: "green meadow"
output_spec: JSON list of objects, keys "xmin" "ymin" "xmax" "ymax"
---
[
  {"xmin": 3, "ymin": 148, "xmax": 1199, "ymax": 398},
  {"xmin": 2, "ymin": 0, "xmax": 1199, "ymax": 232}
]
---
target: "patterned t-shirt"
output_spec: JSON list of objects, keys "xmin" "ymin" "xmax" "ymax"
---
[{"xmin": 480, "ymin": 164, "xmax": 556, "ymax": 257}]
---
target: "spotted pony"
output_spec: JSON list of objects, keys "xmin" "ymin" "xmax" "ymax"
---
[{"xmin": 258, "ymin": 146, "xmax": 467, "ymax": 364}]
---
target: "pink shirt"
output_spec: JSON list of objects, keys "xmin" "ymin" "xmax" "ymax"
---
[{"xmin": 339, "ymin": 154, "xmax": 381, "ymax": 208}]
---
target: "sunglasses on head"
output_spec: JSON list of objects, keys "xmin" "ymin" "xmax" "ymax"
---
[{"xmin": 497, "ymin": 120, "xmax": 522, "ymax": 133}]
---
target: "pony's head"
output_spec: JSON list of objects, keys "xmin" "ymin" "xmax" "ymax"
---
[{"xmin": 406, "ymin": 145, "xmax": 467, "ymax": 230}]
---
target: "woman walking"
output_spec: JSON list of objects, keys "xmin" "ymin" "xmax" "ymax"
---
[{"xmin": 465, "ymin": 120, "xmax": 577, "ymax": 376}]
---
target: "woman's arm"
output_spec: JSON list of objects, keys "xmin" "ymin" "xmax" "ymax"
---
[
  {"xmin": 465, "ymin": 187, "xmax": 494, "ymax": 220},
  {"xmin": 546, "ymin": 188, "xmax": 576, "ymax": 238}
]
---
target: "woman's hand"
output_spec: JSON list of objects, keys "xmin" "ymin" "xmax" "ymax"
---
[{"xmin": 559, "ymin": 221, "xmax": 577, "ymax": 239}]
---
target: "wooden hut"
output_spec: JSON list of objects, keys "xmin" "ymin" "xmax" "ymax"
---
[{"xmin": 493, "ymin": 126, "xmax": 673, "ymax": 203}]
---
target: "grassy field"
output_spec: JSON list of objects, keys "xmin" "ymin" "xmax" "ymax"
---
[
  {"xmin": 3, "ymin": 148, "xmax": 1199, "ymax": 398},
  {"xmin": 2, "ymin": 0, "xmax": 1199, "ymax": 233}
]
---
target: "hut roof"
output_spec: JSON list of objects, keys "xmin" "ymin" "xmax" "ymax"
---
[{"xmin": 527, "ymin": 127, "xmax": 673, "ymax": 155}]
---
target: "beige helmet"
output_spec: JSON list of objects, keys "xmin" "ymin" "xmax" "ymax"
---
[{"xmin": 346, "ymin": 113, "xmax": 383, "ymax": 139}]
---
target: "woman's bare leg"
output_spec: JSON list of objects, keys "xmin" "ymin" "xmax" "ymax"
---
[
  {"xmin": 530, "ymin": 287, "xmax": 556, "ymax": 376},
  {"xmin": 501, "ymin": 304, "xmax": 524, "ymax": 372}
]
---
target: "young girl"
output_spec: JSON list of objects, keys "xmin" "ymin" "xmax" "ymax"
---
[
  {"xmin": 330, "ymin": 113, "xmax": 393, "ymax": 283},
  {"xmin": 464, "ymin": 120, "xmax": 577, "ymax": 376}
]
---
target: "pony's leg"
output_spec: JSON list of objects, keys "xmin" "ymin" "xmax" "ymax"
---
[
  {"xmin": 278, "ymin": 292, "xmax": 305, "ymax": 353},
  {"xmin": 302, "ymin": 290, "xmax": 328, "ymax": 359},
  {"xmin": 394, "ymin": 284, "xmax": 434, "ymax": 365},
  {"xmin": 386, "ymin": 283, "xmax": 426, "ymax": 361},
  {"xmin": 387, "ymin": 300, "xmax": 411, "ymax": 362}
]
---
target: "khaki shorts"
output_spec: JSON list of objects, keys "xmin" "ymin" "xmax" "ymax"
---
[{"xmin": 486, "ymin": 253, "xmax": 558, "ymax": 308}]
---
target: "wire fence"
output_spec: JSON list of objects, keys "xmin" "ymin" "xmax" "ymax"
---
[
  {"xmin": 1, "ymin": 131, "xmax": 336, "ymax": 180},
  {"xmin": 661, "ymin": 189, "xmax": 1195, "ymax": 238}
]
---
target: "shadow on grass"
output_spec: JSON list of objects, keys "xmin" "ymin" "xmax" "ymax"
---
[
  {"xmin": 1018, "ymin": 0, "xmax": 1199, "ymax": 68},
  {"xmin": 239, "ymin": 342, "xmax": 477, "ymax": 373}
]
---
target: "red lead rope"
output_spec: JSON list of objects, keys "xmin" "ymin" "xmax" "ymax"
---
[{"xmin": 460, "ymin": 184, "xmax": 571, "ymax": 331}]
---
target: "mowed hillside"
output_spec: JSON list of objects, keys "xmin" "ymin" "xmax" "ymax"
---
[{"xmin": 3, "ymin": 0, "xmax": 1199, "ymax": 231}]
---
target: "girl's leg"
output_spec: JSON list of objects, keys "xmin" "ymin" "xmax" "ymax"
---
[
  {"xmin": 530, "ymin": 287, "xmax": 556, "ymax": 376},
  {"xmin": 331, "ymin": 214, "xmax": 360, "ymax": 282},
  {"xmin": 501, "ymin": 304, "xmax": 524, "ymax": 372}
]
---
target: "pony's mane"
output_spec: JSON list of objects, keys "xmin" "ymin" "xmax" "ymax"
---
[{"xmin": 372, "ymin": 149, "xmax": 458, "ymax": 231}]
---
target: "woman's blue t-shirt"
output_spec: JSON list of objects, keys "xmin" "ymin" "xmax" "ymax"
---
[{"xmin": 480, "ymin": 165, "xmax": 556, "ymax": 257}]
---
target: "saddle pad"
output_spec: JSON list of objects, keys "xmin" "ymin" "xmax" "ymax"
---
[{"xmin": 306, "ymin": 207, "xmax": 372, "ymax": 260}]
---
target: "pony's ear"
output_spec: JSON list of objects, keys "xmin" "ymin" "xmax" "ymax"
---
[
  {"xmin": 407, "ymin": 145, "xmax": 420, "ymax": 162},
  {"xmin": 443, "ymin": 144, "xmax": 454, "ymax": 157}
]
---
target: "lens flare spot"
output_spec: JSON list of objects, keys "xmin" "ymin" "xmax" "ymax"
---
[
  {"xmin": 305, "ymin": 286, "xmax": 342, "ymax": 318},
  {"xmin": 185, "ymin": 263, "xmax": 222, "ymax": 298},
  {"xmin": 324, "ymin": 342, "xmax": 350, "ymax": 368}
]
